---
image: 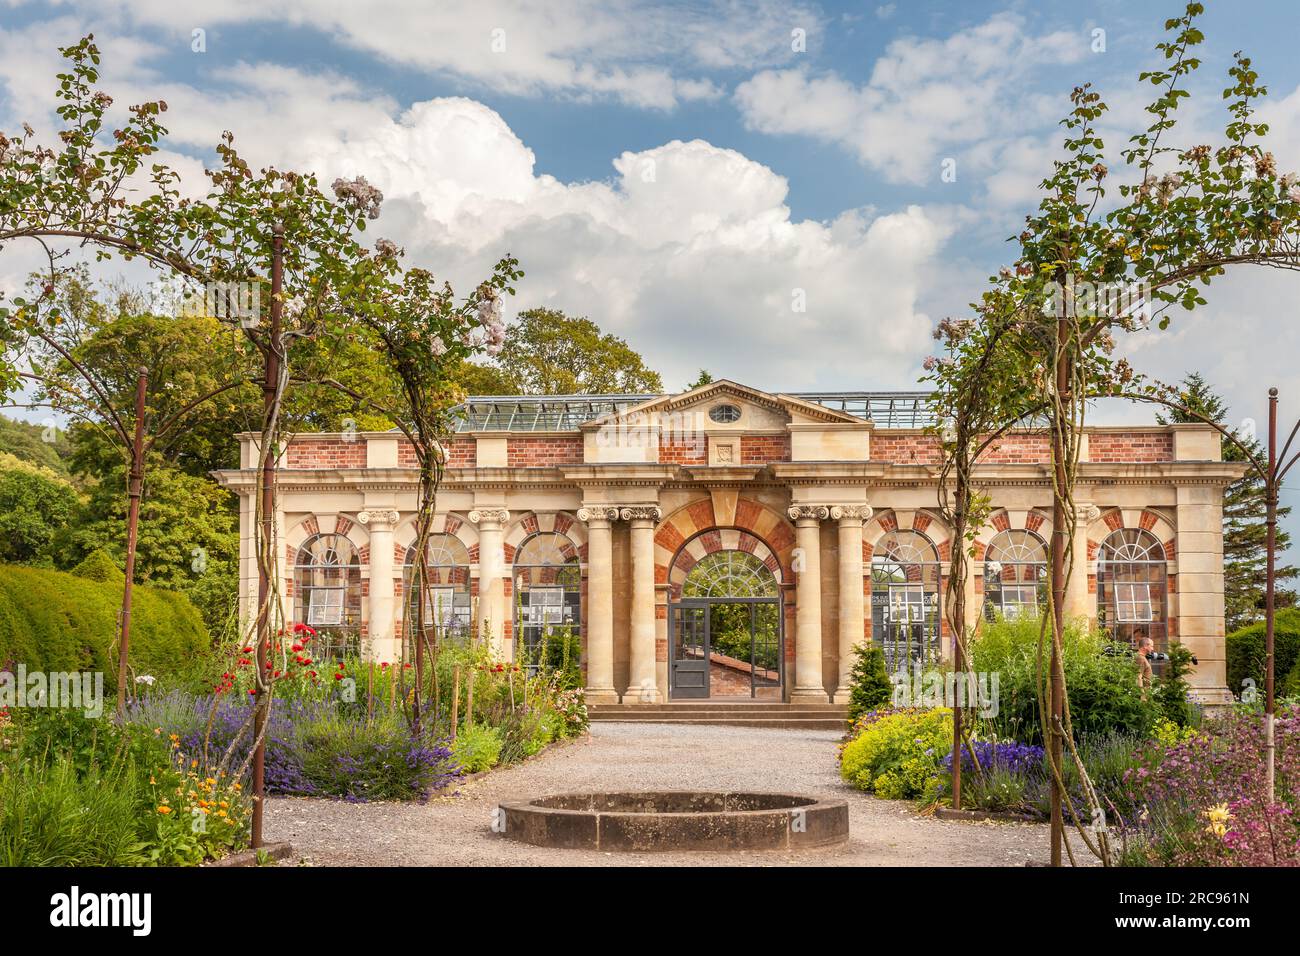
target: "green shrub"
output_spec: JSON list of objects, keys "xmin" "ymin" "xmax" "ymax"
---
[
  {"xmin": 839, "ymin": 707, "xmax": 952, "ymax": 800},
  {"xmin": 297, "ymin": 709, "xmax": 455, "ymax": 801},
  {"xmin": 1152, "ymin": 643, "xmax": 1197, "ymax": 727},
  {"xmin": 846, "ymin": 643, "xmax": 892, "ymax": 723},
  {"xmin": 969, "ymin": 616, "xmax": 1156, "ymax": 744},
  {"xmin": 1225, "ymin": 609, "xmax": 1300, "ymax": 700},
  {"xmin": 0, "ymin": 563, "xmax": 207, "ymax": 689},
  {"xmin": 1, "ymin": 707, "xmax": 249, "ymax": 865},
  {"xmin": 0, "ymin": 758, "xmax": 149, "ymax": 866},
  {"xmin": 453, "ymin": 722, "xmax": 504, "ymax": 773}
]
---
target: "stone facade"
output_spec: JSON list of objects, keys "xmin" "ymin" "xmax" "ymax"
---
[{"xmin": 213, "ymin": 380, "xmax": 1244, "ymax": 707}]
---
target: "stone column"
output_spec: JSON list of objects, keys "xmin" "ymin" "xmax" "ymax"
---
[
  {"xmin": 578, "ymin": 507, "xmax": 619, "ymax": 703},
  {"xmin": 832, "ymin": 505, "xmax": 871, "ymax": 703},
  {"xmin": 624, "ymin": 506, "xmax": 662, "ymax": 703},
  {"xmin": 358, "ymin": 509, "xmax": 400, "ymax": 663},
  {"xmin": 1065, "ymin": 503, "xmax": 1099, "ymax": 623},
  {"xmin": 469, "ymin": 509, "xmax": 509, "ymax": 658},
  {"xmin": 1175, "ymin": 484, "xmax": 1232, "ymax": 705},
  {"xmin": 789, "ymin": 505, "xmax": 829, "ymax": 702}
]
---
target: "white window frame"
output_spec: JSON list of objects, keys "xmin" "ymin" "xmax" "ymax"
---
[
  {"xmin": 1114, "ymin": 581, "xmax": 1154, "ymax": 623},
  {"xmin": 308, "ymin": 586, "xmax": 344, "ymax": 626},
  {"xmin": 527, "ymin": 587, "xmax": 566, "ymax": 625}
]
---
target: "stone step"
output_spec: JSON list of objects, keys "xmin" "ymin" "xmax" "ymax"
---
[
  {"xmin": 589, "ymin": 716, "xmax": 849, "ymax": 730},
  {"xmin": 590, "ymin": 703, "xmax": 846, "ymax": 715}
]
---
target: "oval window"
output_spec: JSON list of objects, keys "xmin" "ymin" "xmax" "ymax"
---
[{"xmin": 709, "ymin": 403, "xmax": 742, "ymax": 424}]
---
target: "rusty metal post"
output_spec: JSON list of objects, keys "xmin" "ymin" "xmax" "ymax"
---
[
  {"xmin": 1265, "ymin": 388, "xmax": 1278, "ymax": 803},
  {"xmin": 116, "ymin": 367, "xmax": 148, "ymax": 719}
]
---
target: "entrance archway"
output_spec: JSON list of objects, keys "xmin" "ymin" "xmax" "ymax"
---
[{"xmin": 667, "ymin": 540, "xmax": 784, "ymax": 700}]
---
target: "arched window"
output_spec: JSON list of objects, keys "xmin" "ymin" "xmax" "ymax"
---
[
  {"xmin": 293, "ymin": 533, "xmax": 361, "ymax": 659},
  {"xmin": 871, "ymin": 529, "xmax": 942, "ymax": 671},
  {"xmin": 403, "ymin": 533, "xmax": 472, "ymax": 650},
  {"xmin": 983, "ymin": 529, "xmax": 1049, "ymax": 620},
  {"xmin": 513, "ymin": 531, "xmax": 581, "ymax": 672},
  {"xmin": 1097, "ymin": 527, "xmax": 1168, "ymax": 652},
  {"xmin": 682, "ymin": 550, "xmax": 778, "ymax": 598}
]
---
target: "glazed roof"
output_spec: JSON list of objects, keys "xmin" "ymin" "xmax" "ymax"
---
[{"xmin": 450, "ymin": 390, "xmax": 936, "ymax": 432}]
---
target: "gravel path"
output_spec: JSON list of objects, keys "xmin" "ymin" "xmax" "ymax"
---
[{"xmin": 265, "ymin": 723, "xmax": 1088, "ymax": 866}]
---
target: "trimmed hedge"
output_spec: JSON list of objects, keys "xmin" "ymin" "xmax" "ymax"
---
[
  {"xmin": 1225, "ymin": 609, "xmax": 1300, "ymax": 699},
  {"xmin": 0, "ymin": 562, "xmax": 207, "ymax": 689}
]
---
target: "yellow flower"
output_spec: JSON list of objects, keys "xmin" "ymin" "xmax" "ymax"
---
[{"xmin": 1204, "ymin": 803, "xmax": 1232, "ymax": 838}]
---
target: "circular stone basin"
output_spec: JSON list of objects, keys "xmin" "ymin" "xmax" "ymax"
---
[{"xmin": 497, "ymin": 791, "xmax": 848, "ymax": 852}]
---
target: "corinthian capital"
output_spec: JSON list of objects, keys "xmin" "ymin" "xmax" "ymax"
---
[
  {"xmin": 787, "ymin": 505, "xmax": 830, "ymax": 522},
  {"xmin": 577, "ymin": 506, "xmax": 621, "ymax": 524},
  {"xmin": 618, "ymin": 505, "xmax": 662, "ymax": 522},
  {"xmin": 468, "ymin": 508, "xmax": 510, "ymax": 526},
  {"xmin": 830, "ymin": 504, "xmax": 873, "ymax": 522},
  {"xmin": 357, "ymin": 509, "xmax": 400, "ymax": 531}
]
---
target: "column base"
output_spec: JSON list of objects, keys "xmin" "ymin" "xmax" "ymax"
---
[
  {"xmin": 622, "ymin": 680, "xmax": 662, "ymax": 704},
  {"xmin": 791, "ymin": 685, "xmax": 831, "ymax": 703},
  {"xmin": 830, "ymin": 685, "xmax": 852, "ymax": 705},
  {"xmin": 1189, "ymin": 685, "xmax": 1234, "ymax": 716},
  {"xmin": 584, "ymin": 687, "xmax": 620, "ymax": 705}
]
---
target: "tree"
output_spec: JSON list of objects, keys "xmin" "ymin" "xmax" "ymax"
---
[
  {"xmin": 55, "ymin": 459, "xmax": 240, "ymax": 637},
  {"xmin": 928, "ymin": 3, "xmax": 1300, "ymax": 861},
  {"xmin": 846, "ymin": 643, "xmax": 892, "ymax": 723},
  {"xmin": 482, "ymin": 308, "xmax": 662, "ymax": 394},
  {"xmin": 0, "ymin": 414, "xmax": 72, "ymax": 476},
  {"xmin": 687, "ymin": 369, "xmax": 714, "ymax": 390},
  {"xmin": 0, "ymin": 464, "xmax": 79, "ymax": 564},
  {"xmin": 319, "ymin": 243, "xmax": 523, "ymax": 735},
  {"xmin": 1158, "ymin": 372, "xmax": 1297, "ymax": 628}
]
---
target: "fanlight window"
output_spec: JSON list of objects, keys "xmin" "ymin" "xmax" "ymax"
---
[
  {"xmin": 682, "ymin": 550, "xmax": 778, "ymax": 598},
  {"xmin": 1097, "ymin": 527, "xmax": 1168, "ymax": 653},
  {"xmin": 293, "ymin": 533, "xmax": 361, "ymax": 659},
  {"xmin": 871, "ymin": 528, "xmax": 942, "ymax": 671},
  {"xmin": 513, "ymin": 531, "xmax": 581, "ymax": 673},
  {"xmin": 404, "ymin": 533, "xmax": 472, "ymax": 648},
  {"xmin": 983, "ymin": 529, "xmax": 1048, "ymax": 621}
]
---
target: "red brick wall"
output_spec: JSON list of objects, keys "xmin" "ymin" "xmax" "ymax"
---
[
  {"xmin": 981, "ymin": 433, "xmax": 1051, "ymax": 463},
  {"xmin": 871, "ymin": 430, "xmax": 1174, "ymax": 465},
  {"xmin": 507, "ymin": 436, "xmax": 584, "ymax": 466},
  {"xmin": 397, "ymin": 438, "xmax": 475, "ymax": 468},
  {"xmin": 659, "ymin": 435, "xmax": 707, "ymax": 465},
  {"xmin": 285, "ymin": 438, "xmax": 367, "ymax": 469},
  {"xmin": 1089, "ymin": 432, "xmax": 1174, "ymax": 462},
  {"xmin": 870, "ymin": 434, "xmax": 942, "ymax": 464},
  {"xmin": 740, "ymin": 434, "xmax": 791, "ymax": 464}
]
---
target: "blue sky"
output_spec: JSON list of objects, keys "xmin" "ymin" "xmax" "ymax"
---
[{"xmin": 2, "ymin": 0, "xmax": 1299, "ymax": 430}]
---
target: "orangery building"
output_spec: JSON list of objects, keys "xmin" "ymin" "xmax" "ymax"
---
[{"xmin": 214, "ymin": 380, "xmax": 1242, "ymax": 708}]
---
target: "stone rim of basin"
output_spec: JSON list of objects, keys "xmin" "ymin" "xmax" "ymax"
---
[{"xmin": 496, "ymin": 790, "xmax": 850, "ymax": 851}]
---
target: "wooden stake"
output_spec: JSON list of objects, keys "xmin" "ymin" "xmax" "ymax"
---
[
  {"xmin": 466, "ymin": 671, "xmax": 475, "ymax": 730},
  {"xmin": 450, "ymin": 665, "xmax": 461, "ymax": 743}
]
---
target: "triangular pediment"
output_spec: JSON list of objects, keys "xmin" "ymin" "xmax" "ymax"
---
[{"xmin": 580, "ymin": 380, "xmax": 862, "ymax": 430}]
